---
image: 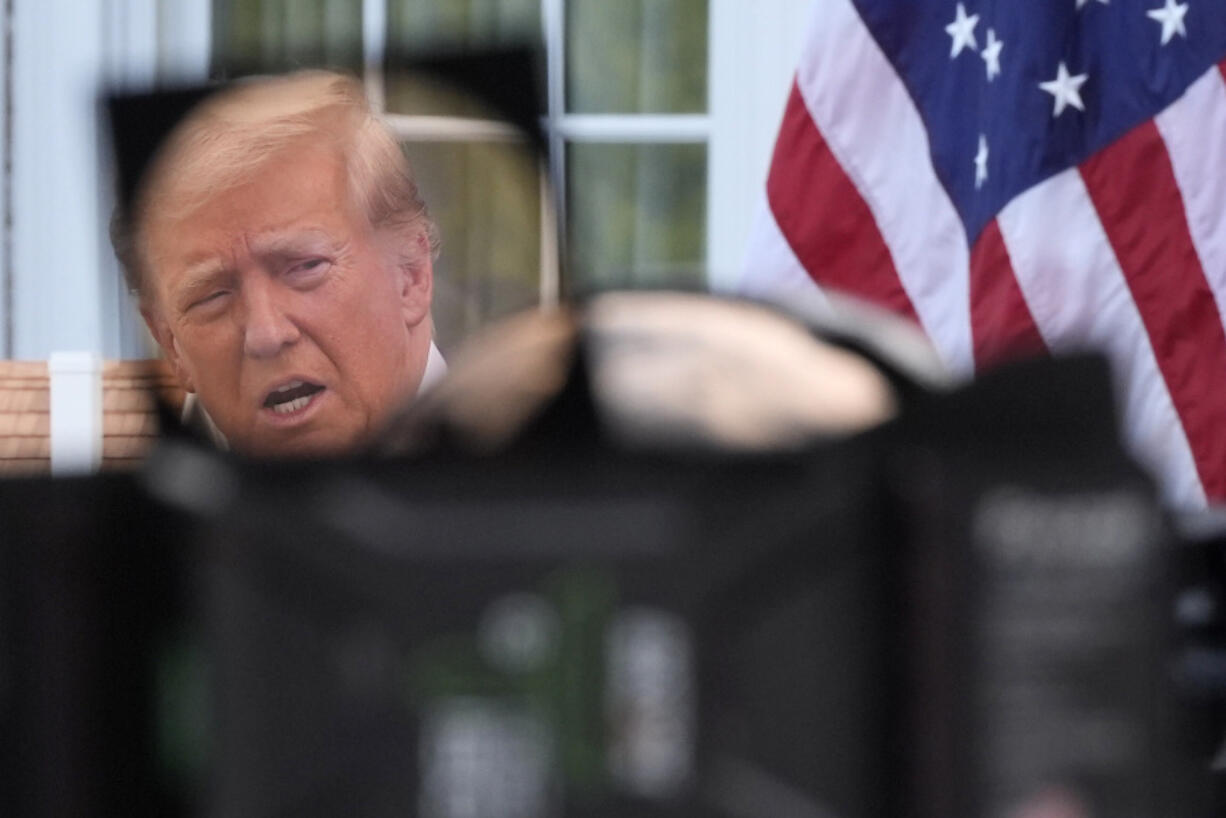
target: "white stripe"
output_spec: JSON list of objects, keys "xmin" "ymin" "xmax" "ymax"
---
[
  {"xmin": 1154, "ymin": 65, "xmax": 1226, "ymax": 341},
  {"xmin": 734, "ymin": 194, "xmax": 836, "ymax": 325},
  {"xmin": 794, "ymin": 0, "xmax": 974, "ymax": 377},
  {"xmin": 997, "ymin": 170, "xmax": 1207, "ymax": 509}
]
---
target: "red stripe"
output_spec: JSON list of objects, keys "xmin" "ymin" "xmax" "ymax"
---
[
  {"xmin": 968, "ymin": 218, "xmax": 1048, "ymax": 370},
  {"xmin": 1080, "ymin": 121, "xmax": 1226, "ymax": 501},
  {"xmin": 766, "ymin": 80, "xmax": 920, "ymax": 324}
]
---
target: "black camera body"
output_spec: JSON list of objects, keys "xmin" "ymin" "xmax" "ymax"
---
[{"xmin": 1, "ymin": 351, "xmax": 1221, "ymax": 817}]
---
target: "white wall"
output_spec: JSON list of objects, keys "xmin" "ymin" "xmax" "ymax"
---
[
  {"xmin": 2, "ymin": 0, "xmax": 801, "ymax": 357},
  {"xmin": 707, "ymin": 0, "xmax": 812, "ymax": 293},
  {"xmin": 12, "ymin": 0, "xmax": 109, "ymax": 358},
  {"xmin": 8, "ymin": 0, "xmax": 209, "ymax": 360}
]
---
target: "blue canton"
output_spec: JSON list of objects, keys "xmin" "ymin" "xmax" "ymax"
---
[{"xmin": 850, "ymin": 0, "xmax": 1226, "ymax": 243}]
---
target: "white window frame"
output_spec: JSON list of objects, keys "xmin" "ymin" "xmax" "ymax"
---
[
  {"xmin": 6, "ymin": 0, "xmax": 211, "ymax": 360},
  {"xmin": 707, "ymin": 0, "xmax": 812, "ymax": 293},
  {"xmin": 540, "ymin": 0, "xmax": 710, "ymax": 294},
  {"xmin": 361, "ymin": 0, "xmax": 811, "ymax": 306},
  {"xmin": 0, "ymin": 0, "xmax": 809, "ymax": 359},
  {"xmin": 363, "ymin": 0, "xmax": 563, "ymax": 307}
]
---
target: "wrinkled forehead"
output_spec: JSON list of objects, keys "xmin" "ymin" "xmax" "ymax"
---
[
  {"xmin": 137, "ymin": 139, "xmax": 365, "ymax": 298},
  {"xmin": 140, "ymin": 135, "xmax": 356, "ymax": 248},
  {"xmin": 144, "ymin": 127, "xmax": 353, "ymax": 225}
]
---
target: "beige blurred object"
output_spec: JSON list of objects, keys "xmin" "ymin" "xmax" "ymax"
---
[
  {"xmin": 0, "ymin": 359, "xmax": 186, "ymax": 474},
  {"xmin": 587, "ymin": 292, "xmax": 898, "ymax": 450},
  {"xmin": 387, "ymin": 292, "xmax": 901, "ymax": 455},
  {"xmin": 817, "ymin": 290, "xmax": 950, "ymax": 391},
  {"xmin": 388, "ymin": 308, "xmax": 579, "ymax": 454}
]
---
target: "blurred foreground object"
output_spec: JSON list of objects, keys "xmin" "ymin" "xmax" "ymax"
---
[
  {"xmin": 111, "ymin": 71, "xmax": 448, "ymax": 459},
  {"xmin": 740, "ymin": 0, "xmax": 1226, "ymax": 510},
  {"xmin": 107, "ymin": 51, "xmax": 547, "ymax": 460},
  {"xmin": 386, "ymin": 292, "xmax": 927, "ymax": 456},
  {"xmin": 2, "ymin": 293, "xmax": 1221, "ymax": 817}
]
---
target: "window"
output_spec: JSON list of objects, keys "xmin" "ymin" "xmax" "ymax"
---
[
  {"xmin": 559, "ymin": 0, "xmax": 707, "ymax": 292},
  {"xmin": 212, "ymin": 0, "xmax": 713, "ymax": 351},
  {"xmin": 0, "ymin": 0, "xmax": 807, "ymax": 359}
]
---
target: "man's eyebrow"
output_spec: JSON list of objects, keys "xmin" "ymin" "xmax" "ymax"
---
[
  {"xmin": 182, "ymin": 258, "xmax": 228, "ymax": 280},
  {"xmin": 248, "ymin": 229, "xmax": 342, "ymax": 257}
]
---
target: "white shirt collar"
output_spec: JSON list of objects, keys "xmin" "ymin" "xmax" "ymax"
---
[{"xmin": 417, "ymin": 340, "xmax": 448, "ymax": 396}]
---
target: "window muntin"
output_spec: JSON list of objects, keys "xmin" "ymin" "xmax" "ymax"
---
[{"xmin": 209, "ymin": 0, "xmax": 709, "ymax": 347}]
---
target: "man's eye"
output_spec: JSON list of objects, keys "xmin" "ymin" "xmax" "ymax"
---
[
  {"xmin": 289, "ymin": 258, "xmax": 329, "ymax": 278},
  {"xmin": 189, "ymin": 291, "xmax": 230, "ymax": 311}
]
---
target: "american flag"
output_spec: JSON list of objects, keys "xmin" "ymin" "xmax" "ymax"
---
[{"xmin": 739, "ymin": 0, "xmax": 1226, "ymax": 509}]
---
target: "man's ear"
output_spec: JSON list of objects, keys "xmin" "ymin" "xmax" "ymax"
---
[
  {"xmin": 140, "ymin": 302, "xmax": 196, "ymax": 393},
  {"xmin": 397, "ymin": 230, "xmax": 433, "ymax": 329}
]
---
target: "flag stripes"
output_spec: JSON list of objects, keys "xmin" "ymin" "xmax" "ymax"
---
[
  {"xmin": 791, "ymin": 0, "xmax": 974, "ymax": 375},
  {"xmin": 968, "ymin": 218, "xmax": 1046, "ymax": 369},
  {"xmin": 1080, "ymin": 120, "xmax": 1226, "ymax": 501},
  {"xmin": 996, "ymin": 167, "xmax": 1207, "ymax": 508},
  {"xmin": 1154, "ymin": 64, "xmax": 1226, "ymax": 342},
  {"xmin": 767, "ymin": 81, "xmax": 919, "ymax": 325},
  {"xmin": 746, "ymin": 0, "xmax": 1226, "ymax": 507}
]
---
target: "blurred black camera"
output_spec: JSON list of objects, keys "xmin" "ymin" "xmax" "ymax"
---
[{"xmin": 1, "ymin": 295, "xmax": 1223, "ymax": 818}]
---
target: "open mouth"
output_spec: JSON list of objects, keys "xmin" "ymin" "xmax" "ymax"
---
[{"xmin": 263, "ymin": 380, "xmax": 326, "ymax": 414}]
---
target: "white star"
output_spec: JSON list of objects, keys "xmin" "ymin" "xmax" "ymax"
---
[
  {"xmin": 981, "ymin": 29, "xmax": 1003, "ymax": 81},
  {"xmin": 1076, "ymin": 0, "xmax": 1109, "ymax": 9},
  {"xmin": 1038, "ymin": 61, "xmax": 1088, "ymax": 117},
  {"xmin": 945, "ymin": 3, "xmax": 979, "ymax": 59},
  {"xmin": 1147, "ymin": 0, "xmax": 1189, "ymax": 45},
  {"xmin": 974, "ymin": 134, "xmax": 989, "ymax": 190}
]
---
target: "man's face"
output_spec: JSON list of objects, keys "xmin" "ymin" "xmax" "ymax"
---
[{"xmin": 141, "ymin": 139, "xmax": 433, "ymax": 456}]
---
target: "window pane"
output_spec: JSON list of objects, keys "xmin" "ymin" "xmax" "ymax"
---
[
  {"xmin": 566, "ymin": 143, "xmax": 705, "ymax": 292},
  {"xmin": 385, "ymin": 74, "xmax": 515, "ymax": 121},
  {"xmin": 566, "ymin": 0, "xmax": 707, "ymax": 114},
  {"xmin": 388, "ymin": 0, "xmax": 540, "ymax": 50},
  {"xmin": 386, "ymin": 0, "xmax": 541, "ymax": 116},
  {"xmin": 405, "ymin": 141, "xmax": 542, "ymax": 352},
  {"xmin": 212, "ymin": 0, "xmax": 362, "ymax": 75}
]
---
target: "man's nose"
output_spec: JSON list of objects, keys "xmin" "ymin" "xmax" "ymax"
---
[{"xmin": 241, "ymin": 283, "xmax": 300, "ymax": 359}]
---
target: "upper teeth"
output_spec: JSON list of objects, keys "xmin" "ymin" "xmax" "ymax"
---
[
  {"xmin": 274, "ymin": 380, "xmax": 304, "ymax": 394},
  {"xmin": 272, "ymin": 395, "xmax": 312, "ymax": 414}
]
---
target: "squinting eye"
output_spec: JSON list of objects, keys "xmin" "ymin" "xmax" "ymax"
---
[
  {"xmin": 290, "ymin": 258, "xmax": 329, "ymax": 276},
  {"xmin": 190, "ymin": 291, "xmax": 229, "ymax": 311}
]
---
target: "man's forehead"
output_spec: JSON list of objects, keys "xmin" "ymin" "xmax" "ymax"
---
[
  {"xmin": 170, "ymin": 226, "xmax": 347, "ymax": 273},
  {"xmin": 144, "ymin": 137, "xmax": 349, "ymax": 230},
  {"xmin": 143, "ymin": 148, "xmax": 356, "ymax": 260}
]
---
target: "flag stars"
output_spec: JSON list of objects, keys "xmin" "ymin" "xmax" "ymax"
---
[
  {"xmin": 1039, "ymin": 61, "xmax": 1088, "ymax": 117},
  {"xmin": 974, "ymin": 134, "xmax": 989, "ymax": 190},
  {"xmin": 981, "ymin": 29, "xmax": 1003, "ymax": 80},
  {"xmin": 1076, "ymin": 0, "xmax": 1109, "ymax": 9},
  {"xmin": 945, "ymin": 3, "xmax": 979, "ymax": 58},
  {"xmin": 1147, "ymin": 0, "xmax": 1189, "ymax": 45}
]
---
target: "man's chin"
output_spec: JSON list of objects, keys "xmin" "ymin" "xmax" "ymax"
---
[{"xmin": 222, "ymin": 419, "xmax": 369, "ymax": 459}]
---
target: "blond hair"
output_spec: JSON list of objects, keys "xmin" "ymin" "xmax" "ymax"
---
[{"xmin": 114, "ymin": 70, "xmax": 439, "ymax": 300}]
